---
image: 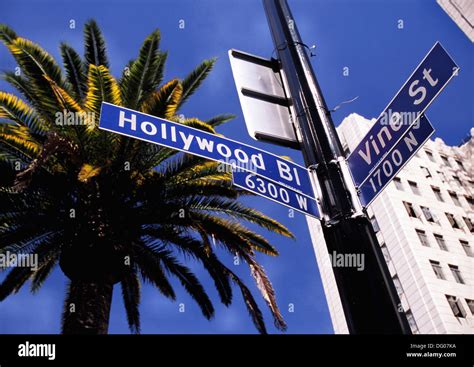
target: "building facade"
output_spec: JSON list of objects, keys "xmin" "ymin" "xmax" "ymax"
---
[
  {"xmin": 437, "ymin": 0, "xmax": 474, "ymax": 43},
  {"xmin": 307, "ymin": 113, "xmax": 474, "ymax": 334}
]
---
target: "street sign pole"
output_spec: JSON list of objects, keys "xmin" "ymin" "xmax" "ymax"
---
[{"xmin": 263, "ymin": 0, "xmax": 412, "ymax": 334}]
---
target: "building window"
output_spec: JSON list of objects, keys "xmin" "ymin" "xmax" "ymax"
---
[
  {"xmin": 381, "ymin": 243, "xmax": 390, "ymax": 263},
  {"xmin": 463, "ymin": 217, "xmax": 473, "ymax": 233},
  {"xmin": 392, "ymin": 275, "xmax": 403, "ymax": 296},
  {"xmin": 425, "ymin": 150, "xmax": 435, "ymax": 162},
  {"xmin": 455, "ymin": 159, "xmax": 464, "ymax": 170},
  {"xmin": 449, "ymin": 192, "xmax": 461, "ymax": 207},
  {"xmin": 404, "ymin": 201, "xmax": 417, "ymax": 218},
  {"xmin": 421, "ymin": 166, "xmax": 432, "ymax": 178},
  {"xmin": 420, "ymin": 206, "xmax": 435, "ymax": 223},
  {"xmin": 393, "ymin": 177, "xmax": 403, "ymax": 190},
  {"xmin": 460, "ymin": 240, "xmax": 473, "ymax": 257},
  {"xmin": 440, "ymin": 155, "xmax": 451, "ymax": 167},
  {"xmin": 432, "ymin": 186, "xmax": 444, "ymax": 202},
  {"xmin": 465, "ymin": 196, "xmax": 474, "ymax": 210},
  {"xmin": 416, "ymin": 229, "xmax": 430, "ymax": 247},
  {"xmin": 436, "ymin": 170, "xmax": 445, "ymax": 182},
  {"xmin": 446, "ymin": 295, "xmax": 466, "ymax": 318},
  {"xmin": 408, "ymin": 181, "xmax": 420, "ymax": 195},
  {"xmin": 446, "ymin": 213, "xmax": 461, "ymax": 229},
  {"xmin": 405, "ymin": 310, "xmax": 419, "ymax": 333},
  {"xmin": 370, "ymin": 216, "xmax": 380, "ymax": 233},
  {"xmin": 452, "ymin": 175, "xmax": 462, "ymax": 187},
  {"xmin": 430, "ymin": 260, "xmax": 445, "ymax": 280},
  {"xmin": 434, "ymin": 234, "xmax": 448, "ymax": 251},
  {"xmin": 448, "ymin": 265, "xmax": 465, "ymax": 284},
  {"xmin": 466, "ymin": 299, "xmax": 474, "ymax": 316}
]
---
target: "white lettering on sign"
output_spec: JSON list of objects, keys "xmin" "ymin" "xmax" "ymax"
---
[
  {"xmin": 179, "ymin": 131, "xmax": 194, "ymax": 150},
  {"xmin": 119, "ymin": 110, "xmax": 137, "ymax": 130},
  {"xmin": 404, "ymin": 131, "xmax": 418, "ymax": 152},
  {"xmin": 296, "ymin": 194, "xmax": 309, "ymax": 211},
  {"xmin": 358, "ymin": 68, "xmax": 439, "ymax": 166},
  {"xmin": 358, "ymin": 116, "xmax": 402, "ymax": 166},
  {"xmin": 367, "ymin": 130, "xmax": 420, "ymax": 194},
  {"xmin": 104, "ymin": 104, "xmax": 315, "ymax": 196},
  {"xmin": 242, "ymin": 173, "xmax": 314, "ymax": 213},
  {"xmin": 276, "ymin": 160, "xmax": 301, "ymax": 186},
  {"xmin": 195, "ymin": 136, "xmax": 214, "ymax": 152},
  {"xmin": 408, "ymin": 68, "xmax": 438, "ymax": 105},
  {"xmin": 408, "ymin": 79, "xmax": 426, "ymax": 105},
  {"xmin": 118, "ymin": 109, "xmax": 268, "ymax": 171}
]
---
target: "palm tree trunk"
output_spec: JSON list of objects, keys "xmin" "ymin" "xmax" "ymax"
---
[{"xmin": 62, "ymin": 280, "xmax": 113, "ymax": 334}]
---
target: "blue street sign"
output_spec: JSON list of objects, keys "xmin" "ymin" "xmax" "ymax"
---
[
  {"xmin": 232, "ymin": 170, "xmax": 320, "ymax": 218},
  {"xmin": 99, "ymin": 102, "xmax": 315, "ymax": 196},
  {"xmin": 359, "ymin": 115, "xmax": 435, "ymax": 207},
  {"xmin": 348, "ymin": 42, "xmax": 458, "ymax": 188}
]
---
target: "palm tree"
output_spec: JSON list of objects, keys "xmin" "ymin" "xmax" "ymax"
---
[{"xmin": 0, "ymin": 20, "xmax": 293, "ymax": 334}]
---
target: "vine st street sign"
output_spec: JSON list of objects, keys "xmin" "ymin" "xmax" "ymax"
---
[
  {"xmin": 347, "ymin": 42, "xmax": 458, "ymax": 190},
  {"xmin": 358, "ymin": 115, "xmax": 435, "ymax": 206}
]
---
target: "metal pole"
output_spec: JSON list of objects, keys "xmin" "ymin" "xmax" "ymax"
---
[{"xmin": 263, "ymin": 0, "xmax": 412, "ymax": 334}]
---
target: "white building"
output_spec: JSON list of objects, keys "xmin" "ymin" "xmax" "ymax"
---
[
  {"xmin": 307, "ymin": 113, "xmax": 474, "ymax": 334},
  {"xmin": 437, "ymin": 0, "xmax": 474, "ymax": 43}
]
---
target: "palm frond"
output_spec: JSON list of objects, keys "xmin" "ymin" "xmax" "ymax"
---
[
  {"xmin": 83, "ymin": 19, "xmax": 109, "ymax": 68},
  {"xmin": 0, "ymin": 92, "xmax": 44, "ymax": 134},
  {"xmin": 77, "ymin": 163, "xmax": 101, "ymax": 183},
  {"xmin": 0, "ymin": 231, "xmax": 61, "ymax": 298},
  {"xmin": 245, "ymin": 254, "xmax": 287, "ymax": 331},
  {"xmin": 0, "ymin": 124, "xmax": 42, "ymax": 156},
  {"xmin": 0, "ymin": 24, "xmax": 18, "ymax": 44},
  {"xmin": 149, "ymin": 244, "xmax": 214, "ymax": 319},
  {"xmin": 43, "ymin": 75, "xmax": 84, "ymax": 114},
  {"xmin": 142, "ymin": 226, "xmax": 233, "ymax": 306},
  {"xmin": 224, "ymin": 266, "xmax": 267, "ymax": 334},
  {"xmin": 6, "ymin": 37, "xmax": 64, "ymax": 88},
  {"xmin": 30, "ymin": 257, "xmax": 57, "ymax": 293},
  {"xmin": 177, "ymin": 211, "xmax": 277, "ymax": 256},
  {"xmin": 0, "ymin": 145, "xmax": 30, "ymax": 171},
  {"xmin": 0, "ymin": 267, "xmax": 33, "ymax": 301},
  {"xmin": 178, "ymin": 58, "xmax": 216, "ymax": 109},
  {"xmin": 84, "ymin": 64, "xmax": 122, "ymax": 118},
  {"xmin": 206, "ymin": 114, "xmax": 235, "ymax": 127},
  {"xmin": 121, "ymin": 29, "xmax": 162, "ymax": 110},
  {"xmin": 171, "ymin": 117, "xmax": 216, "ymax": 134},
  {"xmin": 43, "ymin": 74, "xmax": 90, "ymax": 143},
  {"xmin": 189, "ymin": 197, "xmax": 293, "ymax": 239},
  {"xmin": 131, "ymin": 242, "xmax": 176, "ymax": 300},
  {"xmin": 1, "ymin": 72, "xmax": 38, "ymax": 108},
  {"xmin": 152, "ymin": 51, "xmax": 167, "ymax": 87},
  {"xmin": 168, "ymin": 179, "xmax": 238, "ymax": 200},
  {"xmin": 1, "ymin": 36, "xmax": 66, "ymax": 119},
  {"xmin": 170, "ymin": 160, "xmax": 230, "ymax": 183},
  {"xmin": 121, "ymin": 268, "xmax": 141, "ymax": 334},
  {"xmin": 142, "ymin": 79, "xmax": 182, "ymax": 118},
  {"xmin": 60, "ymin": 42, "xmax": 87, "ymax": 101}
]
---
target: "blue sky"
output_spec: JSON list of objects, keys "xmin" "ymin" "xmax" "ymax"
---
[{"xmin": 0, "ymin": 0, "xmax": 472, "ymax": 334}]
